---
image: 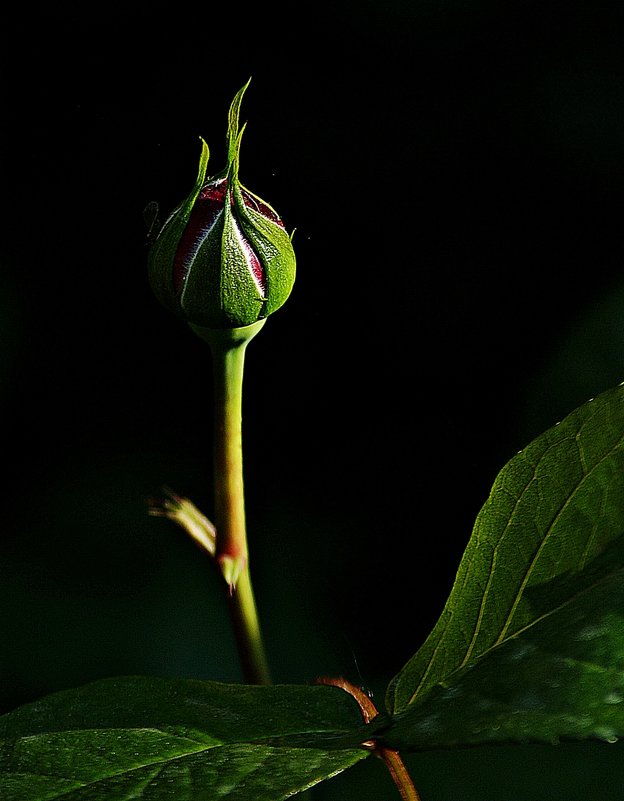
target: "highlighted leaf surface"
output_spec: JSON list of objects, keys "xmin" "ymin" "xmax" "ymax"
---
[
  {"xmin": 385, "ymin": 382, "xmax": 624, "ymax": 749},
  {"xmin": 0, "ymin": 676, "xmax": 369, "ymax": 800}
]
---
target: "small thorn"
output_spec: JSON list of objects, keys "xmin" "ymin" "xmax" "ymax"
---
[{"xmin": 219, "ymin": 553, "xmax": 247, "ymax": 592}]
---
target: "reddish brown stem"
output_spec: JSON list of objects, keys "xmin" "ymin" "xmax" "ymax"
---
[{"xmin": 313, "ymin": 676, "xmax": 422, "ymax": 801}]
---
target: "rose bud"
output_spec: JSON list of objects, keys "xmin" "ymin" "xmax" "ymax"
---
[{"xmin": 147, "ymin": 79, "xmax": 296, "ymax": 330}]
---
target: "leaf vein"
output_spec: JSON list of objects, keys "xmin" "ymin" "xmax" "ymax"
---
[
  {"xmin": 458, "ymin": 459, "xmax": 539, "ymax": 668},
  {"xmin": 495, "ymin": 432, "xmax": 624, "ymax": 644}
]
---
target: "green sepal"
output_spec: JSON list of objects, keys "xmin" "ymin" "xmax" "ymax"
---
[
  {"xmin": 237, "ymin": 203, "xmax": 297, "ymax": 315},
  {"xmin": 147, "ymin": 138, "xmax": 210, "ymax": 317},
  {"xmin": 219, "ymin": 189, "xmax": 267, "ymax": 324},
  {"xmin": 226, "ymin": 78, "xmax": 251, "ymax": 165},
  {"xmin": 179, "ymin": 185, "xmax": 267, "ymax": 328},
  {"xmin": 147, "ymin": 206, "xmax": 185, "ymax": 316}
]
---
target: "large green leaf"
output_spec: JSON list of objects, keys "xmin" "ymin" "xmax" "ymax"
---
[
  {"xmin": 379, "ymin": 537, "xmax": 624, "ymax": 750},
  {"xmin": 0, "ymin": 676, "xmax": 370, "ymax": 800},
  {"xmin": 384, "ymin": 381, "xmax": 624, "ymax": 747}
]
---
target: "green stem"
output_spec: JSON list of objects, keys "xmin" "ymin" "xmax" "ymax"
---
[{"xmin": 191, "ymin": 319, "xmax": 272, "ymax": 686}]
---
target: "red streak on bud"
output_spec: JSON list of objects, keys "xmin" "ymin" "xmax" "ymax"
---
[
  {"xmin": 173, "ymin": 180, "xmax": 226, "ymax": 292},
  {"xmin": 235, "ymin": 221, "xmax": 267, "ymax": 296},
  {"xmin": 241, "ymin": 190, "xmax": 286, "ymax": 229},
  {"xmin": 173, "ymin": 179, "xmax": 285, "ymax": 294}
]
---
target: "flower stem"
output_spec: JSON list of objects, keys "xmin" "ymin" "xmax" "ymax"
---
[{"xmin": 191, "ymin": 319, "xmax": 272, "ymax": 686}]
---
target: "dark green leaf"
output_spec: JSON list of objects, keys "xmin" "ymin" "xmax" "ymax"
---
[
  {"xmin": 384, "ymin": 382, "xmax": 624, "ymax": 748},
  {"xmin": 380, "ymin": 538, "xmax": 624, "ymax": 750},
  {"xmin": 0, "ymin": 676, "xmax": 370, "ymax": 800}
]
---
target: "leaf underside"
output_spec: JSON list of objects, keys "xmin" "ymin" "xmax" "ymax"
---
[{"xmin": 383, "ymin": 382, "xmax": 624, "ymax": 752}]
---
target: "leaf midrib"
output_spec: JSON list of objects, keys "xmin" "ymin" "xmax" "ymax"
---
[
  {"xmin": 492, "ymin": 424, "xmax": 624, "ymax": 648},
  {"xmin": 411, "ymin": 559, "xmax": 624, "ymax": 713},
  {"xmin": 2, "ymin": 727, "xmax": 211, "ymax": 792},
  {"xmin": 405, "ymin": 419, "xmax": 624, "ymax": 708}
]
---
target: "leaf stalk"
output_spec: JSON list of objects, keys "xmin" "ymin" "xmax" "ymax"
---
[{"xmin": 313, "ymin": 676, "xmax": 421, "ymax": 801}]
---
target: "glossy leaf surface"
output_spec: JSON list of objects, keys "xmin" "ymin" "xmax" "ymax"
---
[
  {"xmin": 380, "ymin": 541, "xmax": 624, "ymax": 750},
  {"xmin": 383, "ymin": 382, "xmax": 624, "ymax": 751},
  {"xmin": 0, "ymin": 676, "xmax": 370, "ymax": 800}
]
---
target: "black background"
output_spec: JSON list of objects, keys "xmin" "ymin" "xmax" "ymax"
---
[{"xmin": 3, "ymin": 2, "xmax": 624, "ymax": 798}]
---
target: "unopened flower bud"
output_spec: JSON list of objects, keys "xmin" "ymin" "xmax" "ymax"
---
[{"xmin": 147, "ymin": 80, "xmax": 296, "ymax": 329}]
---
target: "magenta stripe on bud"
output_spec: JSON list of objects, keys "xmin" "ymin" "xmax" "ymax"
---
[
  {"xmin": 173, "ymin": 179, "xmax": 284, "ymax": 295},
  {"xmin": 173, "ymin": 180, "xmax": 227, "ymax": 293}
]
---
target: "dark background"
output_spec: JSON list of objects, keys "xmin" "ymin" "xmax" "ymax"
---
[{"xmin": 3, "ymin": 1, "xmax": 624, "ymax": 798}]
